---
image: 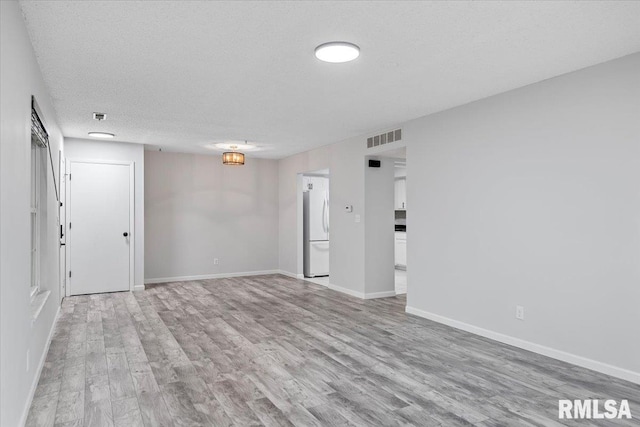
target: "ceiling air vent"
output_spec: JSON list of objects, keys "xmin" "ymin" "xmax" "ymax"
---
[
  {"xmin": 367, "ymin": 128, "xmax": 401, "ymax": 148},
  {"xmin": 93, "ymin": 112, "xmax": 106, "ymax": 121}
]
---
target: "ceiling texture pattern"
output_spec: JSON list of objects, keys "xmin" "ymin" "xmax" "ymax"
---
[{"xmin": 20, "ymin": 1, "xmax": 640, "ymax": 158}]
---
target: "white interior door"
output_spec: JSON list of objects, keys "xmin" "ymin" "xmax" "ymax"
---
[
  {"xmin": 59, "ymin": 152, "xmax": 66, "ymax": 299},
  {"xmin": 69, "ymin": 161, "xmax": 132, "ymax": 295}
]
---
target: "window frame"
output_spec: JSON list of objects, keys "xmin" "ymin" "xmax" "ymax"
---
[{"xmin": 30, "ymin": 138, "xmax": 41, "ymax": 298}]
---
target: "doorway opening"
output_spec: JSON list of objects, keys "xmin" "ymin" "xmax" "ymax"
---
[
  {"xmin": 393, "ymin": 156, "xmax": 407, "ymax": 295},
  {"xmin": 364, "ymin": 146, "xmax": 407, "ymax": 298},
  {"xmin": 297, "ymin": 169, "xmax": 330, "ymax": 286}
]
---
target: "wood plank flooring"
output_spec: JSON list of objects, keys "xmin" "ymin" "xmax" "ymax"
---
[{"xmin": 26, "ymin": 274, "xmax": 640, "ymax": 426}]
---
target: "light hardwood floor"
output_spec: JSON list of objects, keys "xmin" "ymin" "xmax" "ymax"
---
[{"xmin": 26, "ymin": 274, "xmax": 639, "ymax": 426}]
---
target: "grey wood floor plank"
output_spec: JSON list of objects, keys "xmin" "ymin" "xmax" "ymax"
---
[
  {"xmin": 112, "ymin": 397, "xmax": 145, "ymax": 427},
  {"xmin": 25, "ymin": 274, "xmax": 640, "ymax": 427}
]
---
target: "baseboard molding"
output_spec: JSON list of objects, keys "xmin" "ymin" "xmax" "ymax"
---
[
  {"xmin": 20, "ymin": 305, "xmax": 60, "ymax": 427},
  {"xmin": 282, "ymin": 274, "xmax": 393, "ymax": 301},
  {"xmin": 275, "ymin": 270, "xmax": 300, "ymax": 279},
  {"xmin": 144, "ymin": 270, "xmax": 281, "ymax": 285},
  {"xmin": 327, "ymin": 283, "xmax": 365, "ymax": 299},
  {"xmin": 405, "ymin": 306, "xmax": 640, "ymax": 385},
  {"xmin": 364, "ymin": 290, "xmax": 397, "ymax": 300},
  {"xmin": 133, "ymin": 284, "xmax": 145, "ymax": 292}
]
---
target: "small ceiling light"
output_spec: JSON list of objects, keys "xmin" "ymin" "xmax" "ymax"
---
[
  {"xmin": 214, "ymin": 142, "xmax": 256, "ymax": 151},
  {"xmin": 88, "ymin": 132, "xmax": 115, "ymax": 139},
  {"xmin": 314, "ymin": 41, "xmax": 360, "ymax": 63},
  {"xmin": 222, "ymin": 141, "xmax": 250, "ymax": 166}
]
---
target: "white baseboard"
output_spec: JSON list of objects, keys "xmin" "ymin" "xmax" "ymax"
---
[
  {"xmin": 279, "ymin": 273, "xmax": 394, "ymax": 301},
  {"xmin": 327, "ymin": 283, "xmax": 365, "ymax": 299},
  {"xmin": 144, "ymin": 270, "xmax": 281, "ymax": 285},
  {"xmin": 20, "ymin": 305, "xmax": 60, "ymax": 427},
  {"xmin": 364, "ymin": 290, "xmax": 397, "ymax": 300},
  {"xmin": 405, "ymin": 306, "xmax": 640, "ymax": 385},
  {"xmin": 133, "ymin": 284, "xmax": 145, "ymax": 292},
  {"xmin": 276, "ymin": 270, "xmax": 300, "ymax": 279}
]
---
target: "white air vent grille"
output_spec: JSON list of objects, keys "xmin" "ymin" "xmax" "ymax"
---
[{"xmin": 367, "ymin": 128, "xmax": 401, "ymax": 148}]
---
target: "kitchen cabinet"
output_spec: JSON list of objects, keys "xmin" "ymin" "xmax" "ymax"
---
[
  {"xmin": 395, "ymin": 178, "xmax": 406, "ymax": 210},
  {"xmin": 395, "ymin": 232, "xmax": 406, "ymax": 268}
]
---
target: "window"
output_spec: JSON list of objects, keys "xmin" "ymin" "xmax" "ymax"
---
[
  {"xmin": 30, "ymin": 99, "xmax": 48, "ymax": 297},
  {"xmin": 30, "ymin": 140, "xmax": 41, "ymax": 296}
]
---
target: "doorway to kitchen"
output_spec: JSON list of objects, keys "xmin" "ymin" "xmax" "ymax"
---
[
  {"xmin": 393, "ymin": 156, "xmax": 407, "ymax": 294},
  {"xmin": 364, "ymin": 146, "xmax": 407, "ymax": 297},
  {"xmin": 297, "ymin": 169, "xmax": 330, "ymax": 286}
]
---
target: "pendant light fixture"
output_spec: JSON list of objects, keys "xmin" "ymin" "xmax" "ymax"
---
[{"xmin": 222, "ymin": 141, "xmax": 248, "ymax": 165}]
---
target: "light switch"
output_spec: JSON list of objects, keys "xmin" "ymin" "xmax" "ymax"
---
[{"xmin": 355, "ymin": 214, "xmax": 361, "ymax": 223}]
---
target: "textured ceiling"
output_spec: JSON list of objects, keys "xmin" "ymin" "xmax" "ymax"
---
[{"xmin": 20, "ymin": 1, "xmax": 640, "ymax": 159}]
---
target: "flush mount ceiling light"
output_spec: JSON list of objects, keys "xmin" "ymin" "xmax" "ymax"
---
[
  {"xmin": 214, "ymin": 142, "xmax": 256, "ymax": 151},
  {"xmin": 88, "ymin": 132, "xmax": 115, "ymax": 139},
  {"xmin": 314, "ymin": 41, "xmax": 360, "ymax": 63}
]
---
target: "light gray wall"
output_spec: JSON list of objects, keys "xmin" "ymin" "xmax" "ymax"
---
[
  {"xmin": 0, "ymin": 2, "xmax": 64, "ymax": 425},
  {"xmin": 365, "ymin": 157, "xmax": 395, "ymax": 296},
  {"xmin": 64, "ymin": 138, "xmax": 145, "ymax": 290},
  {"xmin": 145, "ymin": 151, "xmax": 279, "ymax": 281},
  {"xmin": 405, "ymin": 53, "xmax": 640, "ymax": 376},
  {"xmin": 278, "ymin": 140, "xmax": 369, "ymax": 296},
  {"xmin": 278, "ymin": 53, "xmax": 640, "ymax": 380},
  {"xmin": 279, "ymin": 146, "xmax": 331, "ymax": 276}
]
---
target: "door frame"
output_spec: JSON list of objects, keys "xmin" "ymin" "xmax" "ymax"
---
[{"xmin": 65, "ymin": 159, "xmax": 135, "ymax": 297}]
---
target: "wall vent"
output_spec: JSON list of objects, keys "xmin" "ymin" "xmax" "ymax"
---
[{"xmin": 367, "ymin": 128, "xmax": 401, "ymax": 148}]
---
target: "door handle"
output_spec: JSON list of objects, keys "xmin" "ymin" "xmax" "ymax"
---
[{"xmin": 123, "ymin": 232, "xmax": 128, "ymax": 237}]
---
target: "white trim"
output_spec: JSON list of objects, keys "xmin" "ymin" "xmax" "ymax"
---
[
  {"xmin": 327, "ymin": 283, "xmax": 365, "ymax": 299},
  {"xmin": 276, "ymin": 270, "xmax": 299, "ymax": 279},
  {"xmin": 405, "ymin": 306, "xmax": 640, "ymax": 385},
  {"xmin": 133, "ymin": 284, "xmax": 145, "ymax": 292},
  {"xmin": 20, "ymin": 305, "xmax": 60, "ymax": 427},
  {"xmin": 364, "ymin": 290, "xmax": 397, "ymax": 299},
  {"xmin": 128, "ymin": 163, "xmax": 135, "ymax": 293},
  {"xmin": 144, "ymin": 270, "xmax": 281, "ymax": 285},
  {"xmin": 279, "ymin": 272, "xmax": 384, "ymax": 301},
  {"xmin": 66, "ymin": 160, "xmax": 135, "ymax": 296}
]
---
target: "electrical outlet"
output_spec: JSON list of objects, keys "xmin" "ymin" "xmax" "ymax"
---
[
  {"xmin": 26, "ymin": 350, "xmax": 30, "ymax": 372},
  {"xmin": 355, "ymin": 214, "xmax": 361, "ymax": 223},
  {"xmin": 214, "ymin": 258, "xmax": 219, "ymax": 265},
  {"xmin": 516, "ymin": 305, "xmax": 524, "ymax": 320}
]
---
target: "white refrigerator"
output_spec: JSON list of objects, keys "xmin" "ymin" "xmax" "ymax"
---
[{"xmin": 303, "ymin": 185, "xmax": 329, "ymax": 277}]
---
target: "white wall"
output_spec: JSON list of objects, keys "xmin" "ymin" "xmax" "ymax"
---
[
  {"xmin": 279, "ymin": 140, "xmax": 373, "ymax": 297},
  {"xmin": 405, "ymin": 53, "xmax": 640, "ymax": 379},
  {"xmin": 279, "ymin": 146, "xmax": 331, "ymax": 276},
  {"xmin": 1, "ymin": 2, "xmax": 64, "ymax": 425},
  {"xmin": 144, "ymin": 151, "xmax": 279, "ymax": 281},
  {"xmin": 278, "ymin": 53, "xmax": 640, "ymax": 382},
  {"xmin": 364, "ymin": 157, "xmax": 395, "ymax": 297},
  {"xmin": 64, "ymin": 138, "xmax": 145, "ymax": 290}
]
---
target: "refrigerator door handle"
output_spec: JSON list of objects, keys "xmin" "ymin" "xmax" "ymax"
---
[{"xmin": 323, "ymin": 193, "xmax": 329, "ymax": 235}]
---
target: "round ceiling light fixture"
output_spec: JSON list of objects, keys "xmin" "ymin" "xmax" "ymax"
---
[
  {"xmin": 88, "ymin": 132, "xmax": 115, "ymax": 139},
  {"xmin": 314, "ymin": 41, "xmax": 360, "ymax": 63},
  {"xmin": 214, "ymin": 142, "xmax": 257, "ymax": 151}
]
